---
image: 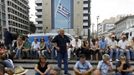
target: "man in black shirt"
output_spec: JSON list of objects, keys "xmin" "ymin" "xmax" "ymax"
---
[
  {"xmin": 116, "ymin": 55, "xmax": 133, "ymax": 75},
  {"xmin": 52, "ymin": 29, "xmax": 70, "ymax": 75}
]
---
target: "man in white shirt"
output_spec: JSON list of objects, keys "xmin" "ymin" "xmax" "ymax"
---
[
  {"xmin": 108, "ymin": 35, "xmax": 118, "ymax": 61},
  {"xmin": 31, "ymin": 38, "xmax": 40, "ymax": 58},
  {"xmin": 93, "ymin": 54, "xmax": 113, "ymax": 75},
  {"xmin": 118, "ymin": 34, "xmax": 130, "ymax": 60},
  {"xmin": 68, "ymin": 35, "xmax": 81, "ymax": 59}
]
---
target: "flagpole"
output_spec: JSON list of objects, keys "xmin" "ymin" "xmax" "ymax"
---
[
  {"xmin": 68, "ymin": 0, "xmax": 70, "ymax": 34},
  {"xmin": 68, "ymin": 17, "xmax": 70, "ymax": 33}
]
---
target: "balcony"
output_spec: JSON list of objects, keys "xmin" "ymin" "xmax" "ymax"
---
[
  {"xmin": 83, "ymin": 10, "xmax": 88, "ymax": 14},
  {"xmin": 83, "ymin": 22, "xmax": 88, "ymax": 26},
  {"xmin": 35, "ymin": 6, "xmax": 42, "ymax": 10},
  {"xmin": 83, "ymin": 4, "xmax": 88, "ymax": 8},
  {"xmin": 36, "ymin": 29, "xmax": 43, "ymax": 33},
  {"xmin": 35, "ymin": 18, "xmax": 43, "ymax": 22},
  {"xmin": 35, "ymin": 24, "xmax": 43, "ymax": 27},
  {"xmin": 83, "ymin": 16, "xmax": 88, "ymax": 20},
  {"xmin": 35, "ymin": 12, "xmax": 42, "ymax": 16},
  {"xmin": 35, "ymin": 0, "xmax": 42, "ymax": 4}
]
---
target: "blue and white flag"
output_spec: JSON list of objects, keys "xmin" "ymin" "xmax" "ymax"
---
[{"xmin": 57, "ymin": 3, "xmax": 70, "ymax": 19}]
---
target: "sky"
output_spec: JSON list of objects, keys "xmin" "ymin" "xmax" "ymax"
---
[{"xmin": 29, "ymin": 0, "xmax": 134, "ymax": 24}]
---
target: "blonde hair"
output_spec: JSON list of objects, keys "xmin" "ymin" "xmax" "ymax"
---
[{"xmin": 102, "ymin": 54, "xmax": 110, "ymax": 60}]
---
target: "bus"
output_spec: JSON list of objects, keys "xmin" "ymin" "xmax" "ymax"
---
[{"xmin": 27, "ymin": 33, "xmax": 75, "ymax": 43}]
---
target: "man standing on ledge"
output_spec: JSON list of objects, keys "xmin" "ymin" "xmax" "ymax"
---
[{"xmin": 52, "ymin": 29, "xmax": 71, "ymax": 75}]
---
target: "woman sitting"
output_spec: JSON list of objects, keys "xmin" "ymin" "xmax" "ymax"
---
[
  {"xmin": 14, "ymin": 36, "xmax": 24, "ymax": 59},
  {"xmin": 34, "ymin": 55, "xmax": 51, "ymax": 75},
  {"xmin": 116, "ymin": 55, "xmax": 133, "ymax": 75}
]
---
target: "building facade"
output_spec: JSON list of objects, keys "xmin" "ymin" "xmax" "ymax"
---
[
  {"xmin": 6, "ymin": 0, "xmax": 30, "ymax": 34},
  {"xmin": 82, "ymin": 0, "xmax": 89, "ymax": 36},
  {"xmin": 0, "ymin": 0, "xmax": 6, "ymax": 39},
  {"xmin": 115, "ymin": 16, "xmax": 134, "ymax": 38},
  {"xmin": 36, "ymin": 0, "xmax": 90, "ymax": 36},
  {"xmin": 98, "ymin": 17, "xmax": 121, "ymax": 36},
  {"xmin": 35, "ymin": 0, "xmax": 43, "ymax": 33}
]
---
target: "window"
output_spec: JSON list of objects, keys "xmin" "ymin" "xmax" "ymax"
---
[
  {"xmin": 1, "ymin": 0, "xmax": 4, "ymax": 4},
  {"xmin": 38, "ymin": 21, "xmax": 43, "ymax": 24},
  {"xmin": 37, "ymin": 9, "xmax": 42, "ymax": 12},
  {"xmin": 36, "ymin": 3, "xmax": 42, "ymax": 6},
  {"xmin": 130, "ymin": 32, "xmax": 132, "ymax": 36},
  {"xmin": 37, "ymin": 27, "xmax": 42, "ymax": 30},
  {"xmin": 37, "ymin": 15, "xmax": 42, "ymax": 18},
  {"xmin": 2, "ymin": 13, "xmax": 5, "ymax": 20}
]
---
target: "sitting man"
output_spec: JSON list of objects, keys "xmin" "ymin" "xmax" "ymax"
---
[
  {"xmin": 116, "ymin": 55, "xmax": 133, "ymax": 75},
  {"xmin": 74, "ymin": 54, "xmax": 93, "ymax": 75},
  {"xmin": 93, "ymin": 54, "xmax": 113, "ymax": 75}
]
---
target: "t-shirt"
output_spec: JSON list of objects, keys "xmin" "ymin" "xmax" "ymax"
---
[
  {"xmin": 23, "ymin": 40, "xmax": 31, "ymax": 50},
  {"xmin": 31, "ymin": 42, "xmax": 40, "ymax": 50},
  {"xmin": 116, "ymin": 61, "xmax": 131, "ymax": 75},
  {"xmin": 118, "ymin": 40, "xmax": 128, "ymax": 50},
  {"xmin": 74, "ymin": 61, "xmax": 92, "ymax": 73},
  {"xmin": 37, "ymin": 62, "xmax": 49, "ymax": 73},
  {"xmin": 108, "ymin": 40, "xmax": 117, "ymax": 49},
  {"xmin": 52, "ymin": 35, "xmax": 70, "ymax": 52},
  {"xmin": 97, "ymin": 60, "xmax": 113, "ymax": 75}
]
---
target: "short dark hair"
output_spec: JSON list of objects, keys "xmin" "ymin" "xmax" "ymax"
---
[{"xmin": 79, "ymin": 54, "xmax": 86, "ymax": 58}]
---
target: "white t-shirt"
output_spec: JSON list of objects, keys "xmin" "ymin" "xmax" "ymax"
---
[
  {"xmin": 31, "ymin": 42, "xmax": 40, "ymax": 50},
  {"xmin": 118, "ymin": 40, "xmax": 128, "ymax": 49},
  {"xmin": 71, "ymin": 39, "xmax": 82, "ymax": 48},
  {"xmin": 74, "ymin": 61, "xmax": 92, "ymax": 73},
  {"xmin": 106, "ymin": 37, "xmax": 111, "ymax": 46},
  {"xmin": 108, "ymin": 40, "xmax": 117, "ymax": 49}
]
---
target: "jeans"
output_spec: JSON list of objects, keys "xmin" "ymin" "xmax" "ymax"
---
[
  {"xmin": 51, "ymin": 48, "xmax": 57, "ymax": 59},
  {"xmin": 22, "ymin": 51, "xmax": 29, "ymax": 59},
  {"xmin": 42, "ymin": 50, "xmax": 51, "ymax": 59},
  {"xmin": 15, "ymin": 48, "xmax": 21, "ymax": 59},
  {"xmin": 109, "ymin": 49, "xmax": 119, "ymax": 59},
  {"xmin": 119, "ymin": 49, "xmax": 130, "ymax": 60},
  {"xmin": 68, "ymin": 48, "xmax": 73, "ymax": 59},
  {"xmin": 115, "ymin": 72, "xmax": 132, "ymax": 75},
  {"xmin": 57, "ymin": 52, "xmax": 68, "ymax": 74},
  {"xmin": 30, "ymin": 50, "xmax": 38, "ymax": 58},
  {"xmin": 130, "ymin": 50, "xmax": 134, "ymax": 60}
]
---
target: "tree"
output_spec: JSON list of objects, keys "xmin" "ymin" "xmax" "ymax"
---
[{"xmin": 29, "ymin": 21, "xmax": 36, "ymax": 33}]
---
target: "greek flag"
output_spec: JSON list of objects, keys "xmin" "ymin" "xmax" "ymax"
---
[{"xmin": 57, "ymin": 4, "xmax": 70, "ymax": 19}]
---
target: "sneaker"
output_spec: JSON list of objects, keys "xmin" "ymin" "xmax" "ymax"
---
[{"xmin": 116, "ymin": 59, "xmax": 119, "ymax": 61}]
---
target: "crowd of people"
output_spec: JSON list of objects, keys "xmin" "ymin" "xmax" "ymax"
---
[
  {"xmin": 70, "ymin": 32, "xmax": 134, "ymax": 61},
  {"xmin": 0, "ymin": 28, "xmax": 134, "ymax": 75},
  {"xmin": 1, "ymin": 28, "xmax": 134, "ymax": 61}
]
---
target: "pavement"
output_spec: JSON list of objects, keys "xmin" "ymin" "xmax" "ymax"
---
[
  {"xmin": 26, "ymin": 69, "xmax": 75, "ymax": 75},
  {"xmin": 11, "ymin": 59, "xmax": 134, "ymax": 75}
]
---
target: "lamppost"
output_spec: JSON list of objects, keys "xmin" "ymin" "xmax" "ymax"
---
[
  {"xmin": 97, "ymin": 16, "xmax": 99, "ymax": 36},
  {"xmin": 88, "ymin": 0, "xmax": 91, "ymax": 46},
  {"xmin": 92, "ymin": 24, "xmax": 95, "ymax": 38}
]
